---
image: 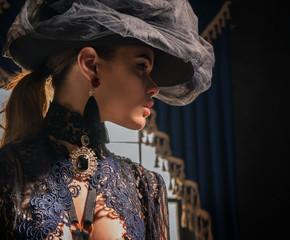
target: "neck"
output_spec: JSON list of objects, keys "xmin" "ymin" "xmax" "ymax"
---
[
  {"xmin": 53, "ymin": 64, "xmax": 91, "ymax": 115},
  {"xmin": 44, "ymin": 101, "xmax": 110, "ymax": 159}
]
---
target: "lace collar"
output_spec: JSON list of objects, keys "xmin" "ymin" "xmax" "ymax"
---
[
  {"xmin": 10, "ymin": 102, "xmax": 159, "ymax": 240},
  {"xmin": 44, "ymin": 101, "xmax": 84, "ymax": 148}
]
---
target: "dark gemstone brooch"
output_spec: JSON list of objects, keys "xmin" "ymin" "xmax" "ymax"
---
[{"xmin": 69, "ymin": 135, "xmax": 98, "ymax": 180}]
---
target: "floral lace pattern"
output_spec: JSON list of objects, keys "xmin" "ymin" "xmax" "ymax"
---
[
  {"xmin": 16, "ymin": 158, "xmax": 77, "ymax": 240},
  {"xmin": 0, "ymin": 102, "xmax": 169, "ymax": 240},
  {"xmin": 90, "ymin": 156, "xmax": 145, "ymax": 239}
]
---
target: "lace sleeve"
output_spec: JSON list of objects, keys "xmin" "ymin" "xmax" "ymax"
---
[
  {"xmin": 0, "ymin": 145, "xmax": 20, "ymax": 239},
  {"xmin": 153, "ymin": 172, "xmax": 169, "ymax": 240},
  {"xmin": 136, "ymin": 164, "xmax": 170, "ymax": 240}
]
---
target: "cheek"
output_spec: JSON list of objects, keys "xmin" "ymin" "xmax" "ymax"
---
[
  {"xmin": 116, "ymin": 110, "xmax": 147, "ymax": 130},
  {"xmin": 109, "ymin": 95, "xmax": 143, "ymax": 119},
  {"xmin": 99, "ymin": 68, "xmax": 147, "ymax": 128},
  {"xmin": 104, "ymin": 94, "xmax": 147, "ymax": 130},
  {"xmin": 109, "ymin": 77, "xmax": 145, "ymax": 106}
]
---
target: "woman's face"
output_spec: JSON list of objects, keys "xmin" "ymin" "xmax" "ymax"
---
[{"xmin": 95, "ymin": 45, "xmax": 159, "ymax": 130}]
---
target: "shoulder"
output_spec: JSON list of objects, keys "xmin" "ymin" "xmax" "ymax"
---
[
  {"xmin": 125, "ymin": 159, "xmax": 166, "ymax": 195},
  {"xmin": 0, "ymin": 144, "xmax": 18, "ymax": 196},
  {"xmin": 0, "ymin": 141, "xmax": 30, "ymax": 176},
  {"xmin": 116, "ymin": 155, "xmax": 164, "ymax": 182},
  {"xmin": 0, "ymin": 144, "xmax": 23, "ymax": 238},
  {"xmin": 0, "ymin": 143, "xmax": 17, "ymax": 175},
  {"xmin": 0, "ymin": 135, "xmax": 51, "ymax": 184},
  {"xmin": 107, "ymin": 153, "xmax": 166, "ymax": 194},
  {"xmin": 136, "ymin": 164, "xmax": 166, "ymax": 191},
  {"xmin": 0, "ymin": 143, "xmax": 13, "ymax": 158}
]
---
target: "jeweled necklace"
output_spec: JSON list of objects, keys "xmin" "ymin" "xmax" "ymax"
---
[{"xmin": 69, "ymin": 133, "xmax": 98, "ymax": 181}]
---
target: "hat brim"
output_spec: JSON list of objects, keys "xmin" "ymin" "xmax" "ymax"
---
[
  {"xmin": 4, "ymin": 0, "xmax": 215, "ymax": 106},
  {"xmin": 9, "ymin": 34, "xmax": 194, "ymax": 88}
]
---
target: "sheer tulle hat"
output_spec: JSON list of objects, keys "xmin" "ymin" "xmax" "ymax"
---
[{"xmin": 3, "ymin": 0, "xmax": 215, "ymax": 106}]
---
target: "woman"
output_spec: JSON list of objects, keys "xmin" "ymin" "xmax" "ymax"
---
[{"xmin": 0, "ymin": 0, "xmax": 214, "ymax": 239}]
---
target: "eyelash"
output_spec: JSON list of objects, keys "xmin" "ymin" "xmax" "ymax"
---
[{"xmin": 136, "ymin": 63, "xmax": 148, "ymax": 71}]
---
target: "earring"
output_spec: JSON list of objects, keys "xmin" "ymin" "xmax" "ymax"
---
[
  {"xmin": 68, "ymin": 78, "xmax": 101, "ymax": 180},
  {"xmin": 83, "ymin": 79, "xmax": 102, "ymax": 150},
  {"xmin": 91, "ymin": 77, "xmax": 100, "ymax": 88}
]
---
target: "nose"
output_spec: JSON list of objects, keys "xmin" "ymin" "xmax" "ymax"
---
[{"xmin": 146, "ymin": 77, "xmax": 159, "ymax": 97}]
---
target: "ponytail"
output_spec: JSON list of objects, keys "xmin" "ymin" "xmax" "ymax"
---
[
  {"xmin": 0, "ymin": 69, "xmax": 52, "ymax": 146},
  {"xmin": 0, "ymin": 46, "xmax": 117, "ymax": 147}
]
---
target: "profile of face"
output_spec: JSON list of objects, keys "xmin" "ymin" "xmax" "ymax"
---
[{"xmin": 77, "ymin": 45, "xmax": 159, "ymax": 130}]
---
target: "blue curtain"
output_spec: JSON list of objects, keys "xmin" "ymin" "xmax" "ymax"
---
[{"xmin": 154, "ymin": 17, "xmax": 239, "ymax": 240}]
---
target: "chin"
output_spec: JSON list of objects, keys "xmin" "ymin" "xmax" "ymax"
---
[
  {"xmin": 120, "ymin": 118, "xmax": 146, "ymax": 130},
  {"xmin": 128, "ymin": 121, "xmax": 146, "ymax": 130},
  {"xmin": 109, "ymin": 114, "xmax": 146, "ymax": 130}
]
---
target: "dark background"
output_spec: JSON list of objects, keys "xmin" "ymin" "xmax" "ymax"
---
[{"xmin": 230, "ymin": 0, "xmax": 289, "ymax": 239}]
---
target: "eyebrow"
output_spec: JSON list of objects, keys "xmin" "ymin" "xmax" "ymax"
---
[{"xmin": 135, "ymin": 54, "xmax": 153, "ymax": 64}]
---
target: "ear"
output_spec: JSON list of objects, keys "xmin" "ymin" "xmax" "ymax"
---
[{"xmin": 77, "ymin": 47, "xmax": 100, "ymax": 81}]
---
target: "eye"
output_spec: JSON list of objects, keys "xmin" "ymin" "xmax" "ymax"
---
[{"xmin": 136, "ymin": 63, "xmax": 148, "ymax": 71}]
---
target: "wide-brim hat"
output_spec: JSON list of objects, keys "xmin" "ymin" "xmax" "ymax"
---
[{"xmin": 3, "ymin": 0, "xmax": 215, "ymax": 106}]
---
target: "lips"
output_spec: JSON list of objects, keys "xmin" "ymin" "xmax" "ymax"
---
[
  {"xmin": 143, "ymin": 101, "xmax": 154, "ymax": 117},
  {"xmin": 143, "ymin": 101, "xmax": 154, "ymax": 109}
]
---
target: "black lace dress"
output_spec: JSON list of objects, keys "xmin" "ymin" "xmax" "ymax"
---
[{"xmin": 0, "ymin": 102, "xmax": 169, "ymax": 240}]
